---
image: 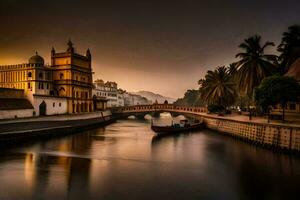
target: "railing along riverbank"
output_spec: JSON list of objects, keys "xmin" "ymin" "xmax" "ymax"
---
[{"xmin": 113, "ymin": 104, "xmax": 300, "ymax": 153}]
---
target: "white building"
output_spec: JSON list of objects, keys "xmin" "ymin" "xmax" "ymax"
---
[
  {"xmin": 0, "ymin": 88, "xmax": 34, "ymax": 119},
  {"xmin": 93, "ymin": 79, "xmax": 118, "ymax": 107},
  {"xmin": 117, "ymin": 89, "xmax": 125, "ymax": 107}
]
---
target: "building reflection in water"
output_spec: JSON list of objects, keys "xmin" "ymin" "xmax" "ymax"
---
[{"xmin": 19, "ymin": 129, "xmax": 99, "ymax": 199}]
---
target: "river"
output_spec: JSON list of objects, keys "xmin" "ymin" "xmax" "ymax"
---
[{"xmin": 0, "ymin": 114, "xmax": 299, "ymax": 200}]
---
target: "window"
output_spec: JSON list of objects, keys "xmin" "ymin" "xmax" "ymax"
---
[
  {"xmin": 28, "ymin": 72, "xmax": 32, "ymax": 78},
  {"xmin": 46, "ymin": 83, "xmax": 49, "ymax": 89},
  {"xmin": 60, "ymin": 73, "xmax": 64, "ymax": 79},
  {"xmin": 53, "ymin": 102, "xmax": 55, "ymax": 107},
  {"xmin": 27, "ymin": 82, "xmax": 31, "ymax": 89},
  {"xmin": 41, "ymin": 83, "xmax": 44, "ymax": 89},
  {"xmin": 59, "ymin": 103, "xmax": 61, "ymax": 107},
  {"xmin": 39, "ymin": 72, "xmax": 43, "ymax": 79}
]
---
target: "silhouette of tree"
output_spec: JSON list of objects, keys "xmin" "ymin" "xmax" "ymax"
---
[
  {"xmin": 174, "ymin": 89, "xmax": 204, "ymax": 106},
  {"xmin": 278, "ymin": 25, "xmax": 300, "ymax": 73},
  {"xmin": 227, "ymin": 62, "xmax": 239, "ymax": 82},
  {"xmin": 200, "ymin": 66, "xmax": 237, "ymax": 109},
  {"xmin": 255, "ymin": 75, "xmax": 300, "ymax": 121},
  {"xmin": 236, "ymin": 35, "xmax": 277, "ymax": 99}
]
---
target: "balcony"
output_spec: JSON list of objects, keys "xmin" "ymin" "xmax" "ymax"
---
[{"xmin": 54, "ymin": 79, "xmax": 93, "ymax": 88}]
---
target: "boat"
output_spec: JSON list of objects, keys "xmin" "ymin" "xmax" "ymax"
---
[{"xmin": 151, "ymin": 119, "xmax": 204, "ymax": 135}]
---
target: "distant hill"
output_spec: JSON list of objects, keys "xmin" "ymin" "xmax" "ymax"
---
[{"xmin": 132, "ymin": 91, "xmax": 176, "ymax": 104}]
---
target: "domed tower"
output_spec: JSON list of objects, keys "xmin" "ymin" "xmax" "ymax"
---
[
  {"xmin": 26, "ymin": 52, "xmax": 52, "ymax": 96},
  {"xmin": 29, "ymin": 52, "xmax": 44, "ymax": 65}
]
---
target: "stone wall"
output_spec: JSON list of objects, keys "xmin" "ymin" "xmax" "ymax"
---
[
  {"xmin": 0, "ymin": 109, "xmax": 34, "ymax": 119},
  {"xmin": 201, "ymin": 116, "xmax": 300, "ymax": 152}
]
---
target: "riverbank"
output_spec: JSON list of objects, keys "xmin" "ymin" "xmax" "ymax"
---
[
  {"xmin": 0, "ymin": 111, "xmax": 114, "ymax": 142},
  {"xmin": 181, "ymin": 112, "xmax": 300, "ymax": 153},
  {"xmin": 113, "ymin": 104, "xmax": 300, "ymax": 153}
]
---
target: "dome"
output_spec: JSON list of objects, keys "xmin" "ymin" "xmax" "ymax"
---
[{"xmin": 29, "ymin": 52, "xmax": 44, "ymax": 65}]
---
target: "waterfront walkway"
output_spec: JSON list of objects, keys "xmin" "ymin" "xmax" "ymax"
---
[
  {"xmin": 201, "ymin": 113, "xmax": 300, "ymax": 128},
  {"xmin": 0, "ymin": 111, "xmax": 112, "ymax": 138}
]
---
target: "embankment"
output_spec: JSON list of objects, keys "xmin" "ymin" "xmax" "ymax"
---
[
  {"xmin": 0, "ymin": 111, "xmax": 114, "ymax": 142},
  {"xmin": 185, "ymin": 113, "xmax": 300, "ymax": 153}
]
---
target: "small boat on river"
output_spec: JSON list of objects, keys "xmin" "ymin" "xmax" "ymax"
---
[{"xmin": 151, "ymin": 119, "xmax": 204, "ymax": 135}]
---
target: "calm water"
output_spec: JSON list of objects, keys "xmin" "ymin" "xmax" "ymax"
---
[{"xmin": 0, "ymin": 114, "xmax": 299, "ymax": 200}]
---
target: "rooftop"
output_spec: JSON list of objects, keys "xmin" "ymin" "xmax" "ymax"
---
[
  {"xmin": 286, "ymin": 57, "xmax": 300, "ymax": 81},
  {"xmin": 0, "ymin": 98, "xmax": 33, "ymax": 110}
]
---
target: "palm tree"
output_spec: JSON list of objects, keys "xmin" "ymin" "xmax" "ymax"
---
[
  {"xmin": 200, "ymin": 66, "xmax": 237, "ymax": 109},
  {"xmin": 278, "ymin": 25, "xmax": 300, "ymax": 73},
  {"xmin": 227, "ymin": 62, "xmax": 238, "ymax": 81},
  {"xmin": 235, "ymin": 35, "xmax": 277, "ymax": 99}
]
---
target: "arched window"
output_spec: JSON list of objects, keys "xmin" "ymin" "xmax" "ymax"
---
[
  {"xmin": 28, "ymin": 72, "xmax": 32, "ymax": 78},
  {"xmin": 59, "ymin": 87, "xmax": 66, "ymax": 96},
  {"xmin": 60, "ymin": 73, "xmax": 64, "ymax": 79}
]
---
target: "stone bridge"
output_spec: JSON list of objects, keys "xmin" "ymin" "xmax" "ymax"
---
[{"xmin": 111, "ymin": 104, "xmax": 207, "ymax": 119}]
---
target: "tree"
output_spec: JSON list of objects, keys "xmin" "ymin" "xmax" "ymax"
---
[
  {"xmin": 278, "ymin": 25, "xmax": 300, "ymax": 73},
  {"xmin": 255, "ymin": 75, "xmax": 300, "ymax": 121},
  {"xmin": 200, "ymin": 66, "xmax": 237, "ymax": 110},
  {"xmin": 236, "ymin": 35, "xmax": 277, "ymax": 99},
  {"xmin": 174, "ymin": 89, "xmax": 204, "ymax": 106},
  {"xmin": 227, "ymin": 62, "xmax": 238, "ymax": 82}
]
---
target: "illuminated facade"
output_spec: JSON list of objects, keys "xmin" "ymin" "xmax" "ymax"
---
[
  {"xmin": 51, "ymin": 40, "xmax": 94, "ymax": 113},
  {"xmin": 0, "ymin": 52, "xmax": 53, "ymax": 96},
  {"xmin": 0, "ymin": 41, "xmax": 94, "ymax": 115}
]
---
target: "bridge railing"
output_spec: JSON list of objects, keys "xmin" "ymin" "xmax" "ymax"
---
[{"xmin": 111, "ymin": 104, "xmax": 207, "ymax": 114}]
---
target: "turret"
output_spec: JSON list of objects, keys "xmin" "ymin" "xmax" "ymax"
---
[
  {"xmin": 51, "ymin": 47, "xmax": 55, "ymax": 56},
  {"xmin": 67, "ymin": 39, "xmax": 74, "ymax": 53},
  {"xmin": 86, "ymin": 48, "xmax": 91, "ymax": 60}
]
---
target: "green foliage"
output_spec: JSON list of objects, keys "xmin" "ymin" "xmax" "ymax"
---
[
  {"xmin": 278, "ymin": 25, "xmax": 300, "ymax": 72},
  {"xmin": 255, "ymin": 75, "xmax": 300, "ymax": 112},
  {"xmin": 227, "ymin": 62, "xmax": 238, "ymax": 82},
  {"xmin": 236, "ymin": 35, "xmax": 277, "ymax": 98},
  {"xmin": 200, "ymin": 66, "xmax": 237, "ymax": 108},
  {"xmin": 174, "ymin": 89, "xmax": 204, "ymax": 106},
  {"xmin": 207, "ymin": 104, "xmax": 225, "ymax": 113}
]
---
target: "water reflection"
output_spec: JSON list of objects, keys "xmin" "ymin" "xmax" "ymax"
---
[{"xmin": 0, "ymin": 116, "xmax": 299, "ymax": 200}]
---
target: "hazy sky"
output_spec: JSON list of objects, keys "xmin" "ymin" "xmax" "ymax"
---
[{"xmin": 0, "ymin": 0, "xmax": 300, "ymax": 98}]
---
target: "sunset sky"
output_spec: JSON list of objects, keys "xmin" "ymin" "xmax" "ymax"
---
[{"xmin": 0, "ymin": 0, "xmax": 300, "ymax": 98}]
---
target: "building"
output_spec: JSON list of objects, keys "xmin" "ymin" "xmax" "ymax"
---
[
  {"xmin": 0, "ymin": 52, "xmax": 53, "ymax": 96},
  {"xmin": 93, "ymin": 79, "xmax": 118, "ymax": 107},
  {"xmin": 117, "ymin": 89, "xmax": 125, "ymax": 107},
  {"xmin": 0, "ymin": 88, "xmax": 34, "ymax": 119},
  {"xmin": 51, "ymin": 40, "xmax": 94, "ymax": 113},
  {"xmin": 0, "ymin": 40, "xmax": 95, "ymax": 117}
]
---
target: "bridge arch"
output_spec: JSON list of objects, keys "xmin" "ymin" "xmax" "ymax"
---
[{"xmin": 112, "ymin": 104, "xmax": 207, "ymax": 119}]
